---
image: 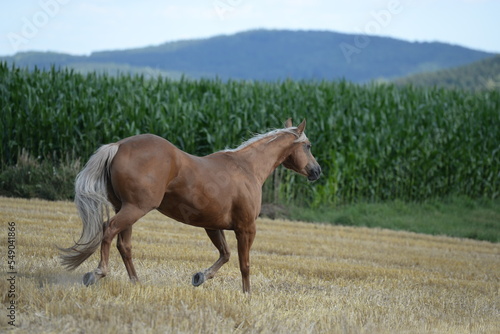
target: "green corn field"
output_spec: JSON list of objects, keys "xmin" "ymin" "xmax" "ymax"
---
[{"xmin": 1, "ymin": 63, "xmax": 499, "ymax": 205}]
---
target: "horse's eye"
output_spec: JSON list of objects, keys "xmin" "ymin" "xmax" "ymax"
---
[{"xmin": 306, "ymin": 144, "xmax": 312, "ymax": 150}]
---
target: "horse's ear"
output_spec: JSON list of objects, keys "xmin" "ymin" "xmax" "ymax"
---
[
  {"xmin": 297, "ymin": 119, "xmax": 306, "ymax": 134},
  {"xmin": 284, "ymin": 118, "xmax": 293, "ymax": 128}
]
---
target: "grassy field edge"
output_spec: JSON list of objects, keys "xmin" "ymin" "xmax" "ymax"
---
[{"xmin": 285, "ymin": 197, "xmax": 500, "ymax": 243}]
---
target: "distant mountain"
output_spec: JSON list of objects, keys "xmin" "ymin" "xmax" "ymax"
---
[
  {"xmin": 394, "ymin": 55, "xmax": 500, "ymax": 91},
  {"xmin": 1, "ymin": 29, "xmax": 495, "ymax": 82}
]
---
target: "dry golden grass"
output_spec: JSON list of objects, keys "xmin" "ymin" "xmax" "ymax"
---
[{"xmin": 1, "ymin": 197, "xmax": 499, "ymax": 333}]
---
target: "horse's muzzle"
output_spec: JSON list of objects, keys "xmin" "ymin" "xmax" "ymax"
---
[{"xmin": 307, "ymin": 165, "xmax": 322, "ymax": 181}]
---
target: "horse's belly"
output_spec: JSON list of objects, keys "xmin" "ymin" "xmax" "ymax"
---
[{"xmin": 157, "ymin": 196, "xmax": 234, "ymax": 230}]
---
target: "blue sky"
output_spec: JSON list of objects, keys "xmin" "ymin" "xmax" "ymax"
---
[{"xmin": 1, "ymin": 0, "xmax": 500, "ymax": 56}]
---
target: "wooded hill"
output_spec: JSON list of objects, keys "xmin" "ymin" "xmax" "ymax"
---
[
  {"xmin": 394, "ymin": 55, "xmax": 500, "ymax": 91},
  {"xmin": 1, "ymin": 29, "xmax": 494, "ymax": 83}
]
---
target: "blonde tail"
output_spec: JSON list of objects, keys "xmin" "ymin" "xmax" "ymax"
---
[{"xmin": 59, "ymin": 143, "xmax": 119, "ymax": 270}]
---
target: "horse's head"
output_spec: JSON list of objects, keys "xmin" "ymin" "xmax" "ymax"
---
[{"xmin": 282, "ymin": 119, "xmax": 322, "ymax": 181}]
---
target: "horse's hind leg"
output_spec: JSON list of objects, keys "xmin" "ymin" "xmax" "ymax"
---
[
  {"xmin": 117, "ymin": 226, "xmax": 138, "ymax": 283},
  {"xmin": 83, "ymin": 205, "xmax": 146, "ymax": 286},
  {"xmin": 192, "ymin": 229, "xmax": 231, "ymax": 287}
]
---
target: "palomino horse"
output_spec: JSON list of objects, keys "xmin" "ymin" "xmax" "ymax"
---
[{"xmin": 60, "ymin": 119, "xmax": 321, "ymax": 293}]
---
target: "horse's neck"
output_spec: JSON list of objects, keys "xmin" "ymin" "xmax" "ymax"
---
[{"xmin": 234, "ymin": 134, "xmax": 294, "ymax": 185}]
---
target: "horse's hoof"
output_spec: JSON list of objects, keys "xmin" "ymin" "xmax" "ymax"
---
[
  {"xmin": 83, "ymin": 272, "xmax": 97, "ymax": 286},
  {"xmin": 192, "ymin": 272, "xmax": 205, "ymax": 287}
]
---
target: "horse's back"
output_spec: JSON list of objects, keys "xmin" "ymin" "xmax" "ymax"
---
[
  {"xmin": 117, "ymin": 133, "xmax": 171, "ymax": 150},
  {"xmin": 114, "ymin": 134, "xmax": 181, "ymax": 170}
]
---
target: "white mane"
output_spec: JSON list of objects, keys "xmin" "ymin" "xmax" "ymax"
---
[{"xmin": 224, "ymin": 127, "xmax": 308, "ymax": 152}]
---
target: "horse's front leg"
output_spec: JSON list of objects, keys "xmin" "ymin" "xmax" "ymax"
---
[{"xmin": 235, "ymin": 223, "xmax": 256, "ymax": 293}]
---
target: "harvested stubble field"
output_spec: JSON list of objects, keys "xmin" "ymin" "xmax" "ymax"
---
[{"xmin": 1, "ymin": 197, "xmax": 499, "ymax": 333}]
